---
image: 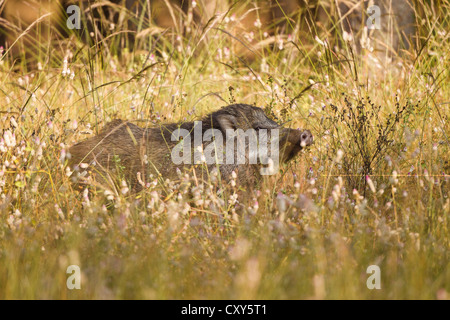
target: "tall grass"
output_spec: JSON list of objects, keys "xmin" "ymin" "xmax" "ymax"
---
[{"xmin": 0, "ymin": 0, "xmax": 448, "ymax": 299}]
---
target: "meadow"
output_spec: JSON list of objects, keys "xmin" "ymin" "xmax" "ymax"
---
[{"xmin": 0, "ymin": 0, "xmax": 448, "ymax": 299}]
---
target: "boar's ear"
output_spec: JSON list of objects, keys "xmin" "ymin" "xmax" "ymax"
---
[{"xmin": 216, "ymin": 113, "xmax": 237, "ymax": 131}]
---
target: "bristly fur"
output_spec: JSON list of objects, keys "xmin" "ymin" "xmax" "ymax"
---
[{"xmin": 68, "ymin": 104, "xmax": 313, "ymax": 191}]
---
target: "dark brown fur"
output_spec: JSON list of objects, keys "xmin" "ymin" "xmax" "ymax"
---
[{"xmin": 68, "ymin": 104, "xmax": 313, "ymax": 191}]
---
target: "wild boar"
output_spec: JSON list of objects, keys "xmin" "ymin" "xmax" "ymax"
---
[{"xmin": 68, "ymin": 104, "xmax": 313, "ymax": 191}]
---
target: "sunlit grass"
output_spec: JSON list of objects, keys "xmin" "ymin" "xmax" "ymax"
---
[{"xmin": 0, "ymin": 0, "xmax": 448, "ymax": 299}]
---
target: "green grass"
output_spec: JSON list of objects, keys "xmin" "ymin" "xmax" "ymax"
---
[{"xmin": 0, "ymin": 0, "xmax": 448, "ymax": 299}]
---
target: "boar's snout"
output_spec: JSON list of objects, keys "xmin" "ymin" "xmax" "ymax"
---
[
  {"xmin": 300, "ymin": 129, "xmax": 313, "ymax": 147},
  {"xmin": 279, "ymin": 127, "xmax": 313, "ymax": 163}
]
